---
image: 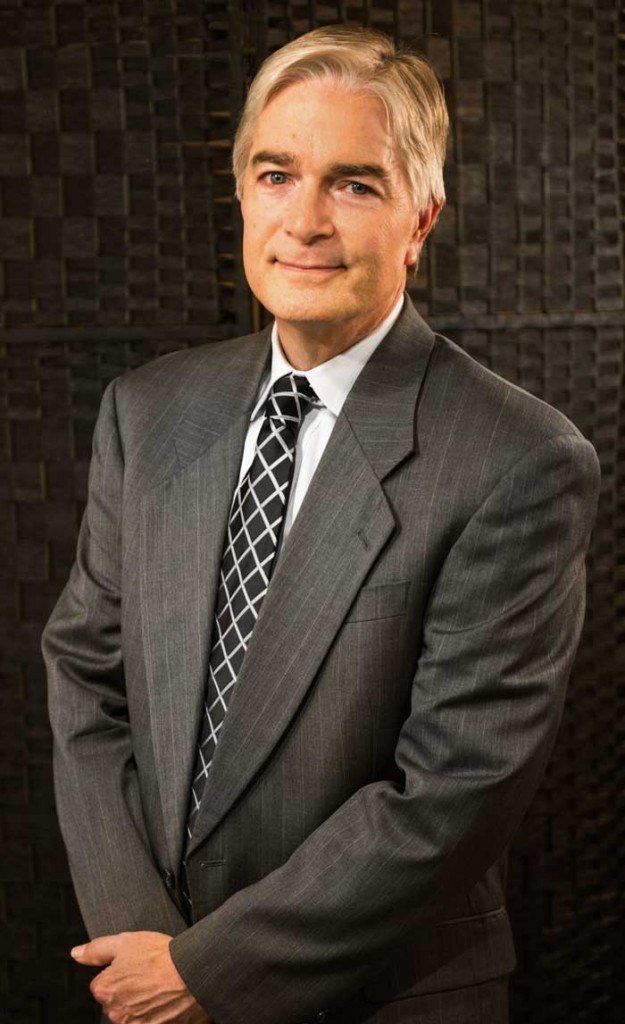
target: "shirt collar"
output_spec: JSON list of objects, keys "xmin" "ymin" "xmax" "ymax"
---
[{"xmin": 249, "ymin": 290, "xmax": 406, "ymax": 421}]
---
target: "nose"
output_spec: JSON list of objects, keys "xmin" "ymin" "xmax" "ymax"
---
[{"xmin": 283, "ymin": 180, "xmax": 334, "ymax": 243}]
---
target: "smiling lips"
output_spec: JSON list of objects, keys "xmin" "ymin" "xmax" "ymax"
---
[{"xmin": 277, "ymin": 259, "xmax": 344, "ymax": 273}]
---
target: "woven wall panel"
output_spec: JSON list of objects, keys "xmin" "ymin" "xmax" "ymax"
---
[
  {"xmin": 0, "ymin": 0, "xmax": 247, "ymax": 336},
  {"xmin": 0, "ymin": 1, "xmax": 622, "ymax": 1022}
]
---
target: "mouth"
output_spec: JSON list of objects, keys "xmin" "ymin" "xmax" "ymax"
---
[{"xmin": 276, "ymin": 259, "xmax": 344, "ymax": 274}]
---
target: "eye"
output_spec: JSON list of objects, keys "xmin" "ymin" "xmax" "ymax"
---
[
  {"xmin": 259, "ymin": 171, "xmax": 288, "ymax": 185},
  {"xmin": 346, "ymin": 181, "xmax": 374, "ymax": 196},
  {"xmin": 257, "ymin": 172, "xmax": 376, "ymax": 196}
]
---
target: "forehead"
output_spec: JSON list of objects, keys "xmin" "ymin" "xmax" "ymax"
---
[{"xmin": 249, "ymin": 80, "xmax": 400, "ymax": 173}]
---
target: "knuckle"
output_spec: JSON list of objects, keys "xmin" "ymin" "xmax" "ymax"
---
[{"xmin": 90, "ymin": 979, "xmax": 107, "ymax": 1002}]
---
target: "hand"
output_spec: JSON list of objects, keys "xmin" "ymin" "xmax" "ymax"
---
[{"xmin": 70, "ymin": 931, "xmax": 212, "ymax": 1023}]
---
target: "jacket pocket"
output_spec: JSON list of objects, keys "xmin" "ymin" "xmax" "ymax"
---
[
  {"xmin": 362, "ymin": 907, "xmax": 516, "ymax": 1002},
  {"xmin": 344, "ymin": 580, "xmax": 410, "ymax": 623}
]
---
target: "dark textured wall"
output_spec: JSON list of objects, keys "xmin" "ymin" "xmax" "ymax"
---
[{"xmin": 0, "ymin": 1, "xmax": 622, "ymax": 1021}]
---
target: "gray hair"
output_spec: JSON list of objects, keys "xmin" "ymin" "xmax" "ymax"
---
[{"xmin": 232, "ymin": 25, "xmax": 449, "ymax": 221}]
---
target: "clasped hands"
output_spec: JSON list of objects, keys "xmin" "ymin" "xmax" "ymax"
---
[{"xmin": 70, "ymin": 931, "xmax": 212, "ymax": 1023}]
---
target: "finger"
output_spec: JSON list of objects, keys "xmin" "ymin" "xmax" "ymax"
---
[
  {"xmin": 89, "ymin": 965, "xmax": 112, "ymax": 1003},
  {"xmin": 71, "ymin": 934, "xmax": 121, "ymax": 965}
]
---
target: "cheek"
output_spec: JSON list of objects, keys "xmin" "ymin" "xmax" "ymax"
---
[
  {"xmin": 245, "ymin": 212, "xmax": 280, "ymax": 255},
  {"xmin": 350, "ymin": 233, "xmax": 402, "ymax": 278},
  {"xmin": 341, "ymin": 216, "xmax": 399, "ymax": 258},
  {"xmin": 243, "ymin": 214, "xmax": 259, "ymax": 239}
]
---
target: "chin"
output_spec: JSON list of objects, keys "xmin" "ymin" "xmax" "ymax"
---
[
  {"xmin": 260, "ymin": 280, "xmax": 353, "ymax": 322},
  {"xmin": 270, "ymin": 296, "xmax": 348, "ymax": 324}
]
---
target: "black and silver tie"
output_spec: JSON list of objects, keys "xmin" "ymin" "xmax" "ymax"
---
[{"xmin": 178, "ymin": 371, "xmax": 319, "ymax": 921}]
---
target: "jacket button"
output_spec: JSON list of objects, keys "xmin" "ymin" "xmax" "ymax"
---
[{"xmin": 163, "ymin": 869, "xmax": 175, "ymax": 890}]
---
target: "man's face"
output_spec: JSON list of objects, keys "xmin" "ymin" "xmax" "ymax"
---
[{"xmin": 239, "ymin": 79, "xmax": 430, "ymax": 334}]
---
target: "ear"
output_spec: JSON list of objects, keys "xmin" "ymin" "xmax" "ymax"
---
[{"xmin": 405, "ymin": 198, "xmax": 444, "ymax": 270}]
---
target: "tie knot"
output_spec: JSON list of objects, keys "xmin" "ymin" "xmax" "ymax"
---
[{"xmin": 264, "ymin": 372, "xmax": 319, "ymax": 432}]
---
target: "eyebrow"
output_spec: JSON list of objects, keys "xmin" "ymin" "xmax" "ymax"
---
[{"xmin": 249, "ymin": 149, "xmax": 393, "ymax": 192}]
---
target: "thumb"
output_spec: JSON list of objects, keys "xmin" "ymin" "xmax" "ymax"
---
[{"xmin": 71, "ymin": 934, "xmax": 121, "ymax": 966}]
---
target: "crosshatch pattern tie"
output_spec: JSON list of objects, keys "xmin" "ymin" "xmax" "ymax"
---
[{"xmin": 178, "ymin": 371, "xmax": 319, "ymax": 921}]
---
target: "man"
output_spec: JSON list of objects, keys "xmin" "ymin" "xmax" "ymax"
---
[{"xmin": 42, "ymin": 24, "xmax": 600, "ymax": 1024}]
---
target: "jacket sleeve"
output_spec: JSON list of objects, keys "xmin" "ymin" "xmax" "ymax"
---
[
  {"xmin": 41, "ymin": 376, "xmax": 188, "ymax": 940},
  {"xmin": 168, "ymin": 429, "xmax": 601, "ymax": 1024}
]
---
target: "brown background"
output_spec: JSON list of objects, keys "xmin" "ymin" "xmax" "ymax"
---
[{"xmin": 0, "ymin": 1, "xmax": 622, "ymax": 1021}]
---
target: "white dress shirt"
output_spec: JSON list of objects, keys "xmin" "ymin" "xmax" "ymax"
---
[{"xmin": 237, "ymin": 290, "xmax": 405, "ymax": 564}]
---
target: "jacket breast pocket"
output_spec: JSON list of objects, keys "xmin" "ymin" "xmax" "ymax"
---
[{"xmin": 344, "ymin": 580, "xmax": 410, "ymax": 623}]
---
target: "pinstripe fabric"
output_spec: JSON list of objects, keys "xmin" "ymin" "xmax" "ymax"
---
[
  {"xmin": 43, "ymin": 291, "xmax": 601, "ymax": 1024},
  {"xmin": 338, "ymin": 976, "xmax": 510, "ymax": 1024}
]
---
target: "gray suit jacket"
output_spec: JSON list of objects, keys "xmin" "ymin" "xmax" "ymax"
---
[{"xmin": 42, "ymin": 291, "xmax": 601, "ymax": 1024}]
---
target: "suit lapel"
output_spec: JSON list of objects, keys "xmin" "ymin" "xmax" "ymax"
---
[
  {"xmin": 140, "ymin": 330, "xmax": 272, "ymax": 876},
  {"xmin": 140, "ymin": 292, "xmax": 436, "ymax": 871}
]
